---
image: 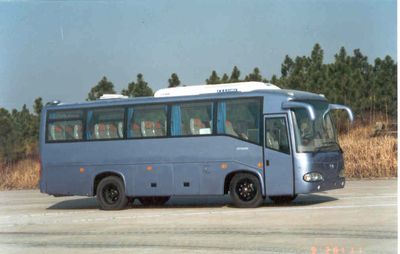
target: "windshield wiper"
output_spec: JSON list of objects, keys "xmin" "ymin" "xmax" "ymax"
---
[
  {"xmin": 323, "ymin": 140, "xmax": 343, "ymax": 153},
  {"xmin": 322, "ymin": 140, "xmax": 338, "ymax": 146},
  {"xmin": 312, "ymin": 145, "xmax": 331, "ymax": 156}
]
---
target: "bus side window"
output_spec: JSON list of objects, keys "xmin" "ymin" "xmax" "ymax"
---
[
  {"xmin": 172, "ymin": 102, "xmax": 213, "ymax": 136},
  {"xmin": 46, "ymin": 110, "xmax": 83, "ymax": 142},
  {"xmin": 217, "ymin": 98, "xmax": 261, "ymax": 144},
  {"xmin": 86, "ymin": 108, "xmax": 125, "ymax": 140},
  {"xmin": 265, "ymin": 117, "xmax": 290, "ymax": 154},
  {"xmin": 127, "ymin": 105, "xmax": 167, "ymax": 138}
]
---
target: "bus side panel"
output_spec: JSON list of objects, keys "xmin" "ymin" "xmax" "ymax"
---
[
  {"xmin": 41, "ymin": 136, "xmax": 264, "ymax": 197},
  {"xmin": 45, "ymin": 164, "xmax": 92, "ymax": 196},
  {"xmin": 133, "ymin": 164, "xmax": 173, "ymax": 196},
  {"xmin": 200, "ymin": 162, "xmax": 221, "ymax": 195},
  {"xmin": 173, "ymin": 163, "xmax": 201, "ymax": 195},
  {"xmin": 161, "ymin": 137, "xmax": 264, "ymax": 196},
  {"xmin": 41, "ymin": 144, "xmax": 122, "ymax": 197}
]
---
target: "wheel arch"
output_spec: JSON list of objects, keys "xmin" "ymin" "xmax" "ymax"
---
[
  {"xmin": 92, "ymin": 171, "xmax": 126, "ymax": 196},
  {"xmin": 223, "ymin": 169, "xmax": 265, "ymax": 196}
]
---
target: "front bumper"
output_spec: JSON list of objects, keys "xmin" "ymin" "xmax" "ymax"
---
[{"xmin": 296, "ymin": 177, "xmax": 345, "ymax": 194}]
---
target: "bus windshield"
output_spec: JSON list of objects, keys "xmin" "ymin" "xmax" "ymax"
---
[{"xmin": 292, "ymin": 101, "xmax": 339, "ymax": 153}]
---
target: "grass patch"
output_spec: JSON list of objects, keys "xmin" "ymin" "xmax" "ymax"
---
[
  {"xmin": 0, "ymin": 158, "xmax": 39, "ymax": 190},
  {"xmin": 340, "ymin": 124, "xmax": 397, "ymax": 178}
]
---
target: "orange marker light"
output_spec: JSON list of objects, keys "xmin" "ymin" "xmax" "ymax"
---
[
  {"xmin": 220, "ymin": 163, "xmax": 228, "ymax": 170},
  {"xmin": 257, "ymin": 162, "xmax": 263, "ymax": 168},
  {"xmin": 79, "ymin": 167, "xmax": 85, "ymax": 173},
  {"xmin": 146, "ymin": 165, "xmax": 153, "ymax": 171}
]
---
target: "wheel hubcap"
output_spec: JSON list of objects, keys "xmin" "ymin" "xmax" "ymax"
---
[
  {"xmin": 103, "ymin": 184, "xmax": 120, "ymax": 204},
  {"xmin": 236, "ymin": 179, "xmax": 257, "ymax": 201}
]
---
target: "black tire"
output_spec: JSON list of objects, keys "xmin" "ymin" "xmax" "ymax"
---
[
  {"xmin": 269, "ymin": 195, "xmax": 297, "ymax": 204},
  {"xmin": 96, "ymin": 176, "xmax": 128, "ymax": 210},
  {"xmin": 138, "ymin": 196, "xmax": 170, "ymax": 206},
  {"xmin": 229, "ymin": 173, "xmax": 264, "ymax": 208}
]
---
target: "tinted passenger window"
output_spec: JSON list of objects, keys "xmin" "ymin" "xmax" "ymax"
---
[
  {"xmin": 265, "ymin": 117, "xmax": 290, "ymax": 154},
  {"xmin": 47, "ymin": 110, "xmax": 83, "ymax": 141},
  {"xmin": 217, "ymin": 98, "xmax": 261, "ymax": 144},
  {"xmin": 87, "ymin": 108, "xmax": 125, "ymax": 140},
  {"xmin": 171, "ymin": 102, "xmax": 213, "ymax": 136},
  {"xmin": 127, "ymin": 105, "xmax": 167, "ymax": 138}
]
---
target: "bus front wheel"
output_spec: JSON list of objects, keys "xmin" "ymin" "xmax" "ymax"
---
[
  {"xmin": 96, "ymin": 176, "xmax": 128, "ymax": 210},
  {"xmin": 229, "ymin": 173, "xmax": 263, "ymax": 208}
]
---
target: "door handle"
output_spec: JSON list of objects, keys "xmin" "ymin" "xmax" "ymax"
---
[{"xmin": 266, "ymin": 160, "xmax": 270, "ymax": 166}]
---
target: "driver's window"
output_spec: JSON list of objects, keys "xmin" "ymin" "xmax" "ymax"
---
[{"xmin": 265, "ymin": 117, "xmax": 290, "ymax": 154}]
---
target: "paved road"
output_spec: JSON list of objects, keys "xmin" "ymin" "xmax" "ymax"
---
[{"xmin": 0, "ymin": 180, "xmax": 397, "ymax": 254}]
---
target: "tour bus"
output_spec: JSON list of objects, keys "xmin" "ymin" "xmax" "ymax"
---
[{"xmin": 39, "ymin": 82, "xmax": 353, "ymax": 210}]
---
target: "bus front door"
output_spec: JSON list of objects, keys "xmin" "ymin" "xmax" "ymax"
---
[{"xmin": 264, "ymin": 114, "xmax": 294, "ymax": 196}]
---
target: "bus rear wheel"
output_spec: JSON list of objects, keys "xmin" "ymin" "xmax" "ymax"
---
[
  {"xmin": 269, "ymin": 195, "xmax": 297, "ymax": 204},
  {"xmin": 229, "ymin": 173, "xmax": 263, "ymax": 208},
  {"xmin": 138, "ymin": 196, "xmax": 170, "ymax": 206},
  {"xmin": 96, "ymin": 176, "xmax": 128, "ymax": 210}
]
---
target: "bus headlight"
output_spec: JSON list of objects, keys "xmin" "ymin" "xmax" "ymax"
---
[{"xmin": 303, "ymin": 172, "xmax": 324, "ymax": 182}]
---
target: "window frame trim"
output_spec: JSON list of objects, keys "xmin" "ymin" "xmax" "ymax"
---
[
  {"xmin": 216, "ymin": 97, "xmax": 263, "ymax": 145},
  {"xmin": 264, "ymin": 114, "xmax": 291, "ymax": 155},
  {"xmin": 126, "ymin": 103, "xmax": 169, "ymax": 139},
  {"xmin": 45, "ymin": 109, "xmax": 85, "ymax": 143},
  {"xmin": 170, "ymin": 100, "xmax": 215, "ymax": 137},
  {"xmin": 85, "ymin": 107, "xmax": 126, "ymax": 141}
]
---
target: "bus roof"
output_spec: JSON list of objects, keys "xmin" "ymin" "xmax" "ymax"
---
[
  {"xmin": 154, "ymin": 82, "xmax": 280, "ymax": 97},
  {"xmin": 45, "ymin": 87, "xmax": 326, "ymax": 110}
]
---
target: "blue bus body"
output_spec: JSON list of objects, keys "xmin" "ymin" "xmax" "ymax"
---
[{"xmin": 39, "ymin": 89, "xmax": 352, "ymax": 206}]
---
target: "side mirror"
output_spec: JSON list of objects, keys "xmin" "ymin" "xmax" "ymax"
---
[
  {"xmin": 282, "ymin": 101, "xmax": 316, "ymax": 121},
  {"xmin": 328, "ymin": 104, "xmax": 354, "ymax": 124}
]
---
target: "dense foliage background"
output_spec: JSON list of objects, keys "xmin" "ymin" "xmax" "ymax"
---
[{"xmin": 0, "ymin": 44, "xmax": 397, "ymax": 164}]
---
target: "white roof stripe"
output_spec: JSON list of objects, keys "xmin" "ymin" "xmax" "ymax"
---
[{"xmin": 154, "ymin": 81, "xmax": 280, "ymax": 97}]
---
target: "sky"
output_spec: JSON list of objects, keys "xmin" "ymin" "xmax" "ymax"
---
[{"xmin": 0, "ymin": 0, "xmax": 396, "ymax": 110}]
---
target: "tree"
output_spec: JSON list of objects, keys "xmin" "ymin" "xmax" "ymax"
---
[
  {"xmin": 122, "ymin": 73, "xmax": 153, "ymax": 97},
  {"xmin": 10, "ymin": 105, "xmax": 37, "ymax": 159},
  {"xmin": 307, "ymin": 43, "xmax": 328, "ymax": 93},
  {"xmin": 168, "ymin": 73, "xmax": 181, "ymax": 88},
  {"xmin": 87, "ymin": 76, "xmax": 116, "ymax": 101},
  {"xmin": 270, "ymin": 75, "xmax": 278, "ymax": 84},
  {"xmin": 272, "ymin": 44, "xmax": 398, "ymax": 123},
  {"xmin": 33, "ymin": 97, "xmax": 43, "ymax": 116},
  {"xmin": 372, "ymin": 55, "xmax": 397, "ymax": 118},
  {"xmin": 206, "ymin": 70, "xmax": 220, "ymax": 84},
  {"xmin": 245, "ymin": 67, "xmax": 263, "ymax": 81},
  {"xmin": 0, "ymin": 108, "xmax": 17, "ymax": 162},
  {"xmin": 32, "ymin": 97, "xmax": 43, "ymax": 142},
  {"xmin": 221, "ymin": 73, "xmax": 229, "ymax": 83},
  {"xmin": 229, "ymin": 66, "xmax": 241, "ymax": 83},
  {"xmin": 281, "ymin": 55, "xmax": 294, "ymax": 78},
  {"xmin": 310, "ymin": 43, "xmax": 323, "ymax": 67}
]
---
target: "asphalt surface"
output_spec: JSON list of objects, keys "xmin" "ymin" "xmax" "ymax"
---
[{"xmin": 0, "ymin": 180, "xmax": 397, "ymax": 254}]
